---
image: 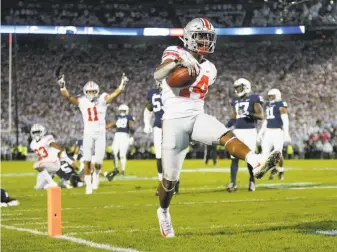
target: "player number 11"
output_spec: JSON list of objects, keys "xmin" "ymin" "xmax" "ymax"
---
[{"xmin": 87, "ymin": 107, "xmax": 99, "ymax": 121}]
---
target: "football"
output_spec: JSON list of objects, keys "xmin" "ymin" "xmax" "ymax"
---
[{"xmin": 167, "ymin": 67, "xmax": 197, "ymax": 88}]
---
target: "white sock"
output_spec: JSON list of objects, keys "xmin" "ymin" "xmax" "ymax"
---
[
  {"xmin": 84, "ymin": 175, "xmax": 92, "ymax": 192},
  {"xmin": 160, "ymin": 207, "xmax": 168, "ymax": 213},
  {"xmin": 158, "ymin": 173, "xmax": 163, "ymax": 181},
  {"xmin": 278, "ymin": 167, "xmax": 284, "ymax": 172},
  {"xmin": 120, "ymin": 156, "xmax": 126, "ymax": 172},
  {"xmin": 40, "ymin": 169, "xmax": 55, "ymax": 185},
  {"xmin": 114, "ymin": 155, "xmax": 118, "ymax": 170},
  {"xmin": 94, "ymin": 169, "xmax": 100, "ymax": 188},
  {"xmin": 245, "ymin": 151, "xmax": 259, "ymax": 168}
]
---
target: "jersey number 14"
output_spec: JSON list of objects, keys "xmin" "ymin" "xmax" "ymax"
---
[{"xmin": 87, "ymin": 107, "xmax": 99, "ymax": 121}]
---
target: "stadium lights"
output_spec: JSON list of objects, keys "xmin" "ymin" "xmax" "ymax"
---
[{"xmin": 0, "ymin": 25, "xmax": 305, "ymax": 36}]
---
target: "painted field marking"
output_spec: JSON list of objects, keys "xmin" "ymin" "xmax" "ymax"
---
[
  {"xmin": 1, "ymin": 224, "xmax": 143, "ymax": 252},
  {"xmin": 315, "ymin": 230, "xmax": 337, "ymax": 236},
  {"xmin": 2, "ymin": 167, "xmax": 337, "ymax": 177}
]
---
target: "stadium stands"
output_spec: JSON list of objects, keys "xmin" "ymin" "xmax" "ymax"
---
[{"xmin": 1, "ymin": 36, "xmax": 337, "ymax": 158}]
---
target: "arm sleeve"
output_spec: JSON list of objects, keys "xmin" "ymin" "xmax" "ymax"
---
[
  {"xmin": 258, "ymin": 120, "xmax": 267, "ymax": 136},
  {"xmin": 281, "ymin": 114, "xmax": 289, "ymax": 134},
  {"xmin": 144, "ymin": 108, "xmax": 153, "ymax": 127}
]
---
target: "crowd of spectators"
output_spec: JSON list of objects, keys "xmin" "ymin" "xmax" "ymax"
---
[
  {"xmin": 2, "ymin": 0, "xmax": 337, "ymax": 27},
  {"xmin": 1, "ymin": 34, "xmax": 337, "ymax": 159}
]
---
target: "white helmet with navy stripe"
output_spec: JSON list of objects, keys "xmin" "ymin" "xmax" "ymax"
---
[
  {"xmin": 30, "ymin": 124, "xmax": 46, "ymax": 142},
  {"xmin": 179, "ymin": 18, "xmax": 217, "ymax": 55},
  {"xmin": 118, "ymin": 104, "xmax": 129, "ymax": 115},
  {"xmin": 83, "ymin": 81, "xmax": 99, "ymax": 101},
  {"xmin": 234, "ymin": 78, "xmax": 251, "ymax": 97},
  {"xmin": 268, "ymin": 89, "xmax": 282, "ymax": 102}
]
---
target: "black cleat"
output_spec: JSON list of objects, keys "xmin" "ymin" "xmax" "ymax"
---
[
  {"xmin": 278, "ymin": 172, "xmax": 284, "ymax": 180},
  {"xmin": 155, "ymin": 191, "xmax": 159, "ymax": 196},
  {"xmin": 226, "ymin": 182, "xmax": 238, "ymax": 193},
  {"xmin": 269, "ymin": 168, "xmax": 278, "ymax": 180},
  {"xmin": 248, "ymin": 181, "xmax": 256, "ymax": 192},
  {"xmin": 106, "ymin": 170, "xmax": 119, "ymax": 181}
]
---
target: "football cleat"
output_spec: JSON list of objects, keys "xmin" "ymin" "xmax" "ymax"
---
[
  {"xmin": 106, "ymin": 170, "xmax": 119, "ymax": 181},
  {"xmin": 268, "ymin": 168, "xmax": 278, "ymax": 180},
  {"xmin": 226, "ymin": 182, "xmax": 238, "ymax": 193},
  {"xmin": 253, "ymin": 150, "xmax": 282, "ymax": 179},
  {"xmin": 120, "ymin": 171, "xmax": 125, "ymax": 176},
  {"xmin": 157, "ymin": 208, "xmax": 175, "ymax": 238},
  {"xmin": 278, "ymin": 172, "xmax": 284, "ymax": 180},
  {"xmin": 248, "ymin": 181, "xmax": 256, "ymax": 192}
]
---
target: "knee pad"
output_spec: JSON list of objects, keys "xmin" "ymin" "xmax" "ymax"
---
[{"xmin": 161, "ymin": 179, "xmax": 178, "ymax": 192}]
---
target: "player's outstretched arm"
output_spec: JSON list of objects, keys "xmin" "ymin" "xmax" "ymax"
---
[
  {"xmin": 58, "ymin": 75, "xmax": 79, "ymax": 105},
  {"xmin": 50, "ymin": 142, "xmax": 73, "ymax": 164},
  {"xmin": 106, "ymin": 122, "xmax": 116, "ymax": 129},
  {"xmin": 105, "ymin": 73, "xmax": 129, "ymax": 104},
  {"xmin": 144, "ymin": 105, "xmax": 153, "ymax": 134}
]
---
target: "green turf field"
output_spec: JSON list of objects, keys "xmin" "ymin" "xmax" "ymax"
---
[{"xmin": 1, "ymin": 160, "xmax": 337, "ymax": 252}]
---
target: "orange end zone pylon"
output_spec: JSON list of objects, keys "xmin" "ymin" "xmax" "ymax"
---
[{"xmin": 47, "ymin": 186, "xmax": 62, "ymax": 236}]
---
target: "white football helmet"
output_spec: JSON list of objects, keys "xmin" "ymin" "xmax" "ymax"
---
[
  {"xmin": 268, "ymin": 89, "xmax": 282, "ymax": 102},
  {"xmin": 83, "ymin": 81, "xmax": 99, "ymax": 101},
  {"xmin": 179, "ymin": 18, "xmax": 217, "ymax": 55},
  {"xmin": 30, "ymin": 124, "xmax": 46, "ymax": 142},
  {"xmin": 118, "ymin": 104, "xmax": 129, "ymax": 116},
  {"xmin": 234, "ymin": 78, "xmax": 251, "ymax": 97}
]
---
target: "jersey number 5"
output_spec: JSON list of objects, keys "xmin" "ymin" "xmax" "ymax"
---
[{"xmin": 87, "ymin": 107, "xmax": 99, "ymax": 121}]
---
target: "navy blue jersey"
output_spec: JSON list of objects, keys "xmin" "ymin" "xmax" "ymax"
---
[
  {"xmin": 147, "ymin": 88, "xmax": 164, "ymax": 128},
  {"xmin": 115, "ymin": 114, "xmax": 134, "ymax": 133},
  {"xmin": 75, "ymin": 139, "xmax": 83, "ymax": 156},
  {"xmin": 231, "ymin": 94, "xmax": 263, "ymax": 129},
  {"xmin": 265, "ymin": 100, "xmax": 287, "ymax": 129},
  {"xmin": 56, "ymin": 160, "xmax": 77, "ymax": 181}
]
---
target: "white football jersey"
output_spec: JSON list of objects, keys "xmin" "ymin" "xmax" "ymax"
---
[
  {"xmin": 78, "ymin": 93, "xmax": 108, "ymax": 133},
  {"xmin": 160, "ymin": 46, "xmax": 217, "ymax": 119},
  {"xmin": 30, "ymin": 135, "xmax": 59, "ymax": 161}
]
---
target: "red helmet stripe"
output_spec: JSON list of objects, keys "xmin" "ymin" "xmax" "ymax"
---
[{"xmin": 201, "ymin": 18, "xmax": 211, "ymax": 30}]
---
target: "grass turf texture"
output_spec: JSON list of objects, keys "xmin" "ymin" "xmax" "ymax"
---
[{"xmin": 1, "ymin": 160, "xmax": 337, "ymax": 252}]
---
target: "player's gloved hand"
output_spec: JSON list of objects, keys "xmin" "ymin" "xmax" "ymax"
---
[
  {"xmin": 283, "ymin": 132, "xmax": 292, "ymax": 143},
  {"xmin": 175, "ymin": 51, "xmax": 200, "ymax": 77},
  {"xmin": 128, "ymin": 137, "xmax": 135, "ymax": 146},
  {"xmin": 58, "ymin": 74, "xmax": 65, "ymax": 89},
  {"xmin": 143, "ymin": 126, "xmax": 153, "ymax": 134},
  {"xmin": 119, "ymin": 73, "xmax": 129, "ymax": 90}
]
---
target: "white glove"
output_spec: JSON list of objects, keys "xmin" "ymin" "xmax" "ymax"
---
[
  {"xmin": 128, "ymin": 137, "xmax": 134, "ymax": 146},
  {"xmin": 177, "ymin": 51, "xmax": 200, "ymax": 76},
  {"xmin": 118, "ymin": 73, "xmax": 129, "ymax": 90},
  {"xmin": 283, "ymin": 132, "xmax": 292, "ymax": 143},
  {"xmin": 58, "ymin": 74, "xmax": 65, "ymax": 89},
  {"xmin": 143, "ymin": 125, "xmax": 153, "ymax": 134}
]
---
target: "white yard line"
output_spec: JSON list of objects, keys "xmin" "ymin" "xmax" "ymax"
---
[
  {"xmin": 2, "ymin": 167, "xmax": 337, "ymax": 177},
  {"xmin": 2, "ymin": 217, "xmax": 42, "ymax": 221},
  {"xmin": 1, "ymin": 224, "xmax": 143, "ymax": 252}
]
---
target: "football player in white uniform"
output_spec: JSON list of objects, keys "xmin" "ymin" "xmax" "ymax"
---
[
  {"xmin": 257, "ymin": 89, "xmax": 291, "ymax": 180},
  {"xmin": 153, "ymin": 18, "xmax": 281, "ymax": 237},
  {"xmin": 106, "ymin": 104, "xmax": 135, "ymax": 176},
  {"xmin": 30, "ymin": 124, "xmax": 74, "ymax": 189},
  {"xmin": 59, "ymin": 73, "xmax": 128, "ymax": 194}
]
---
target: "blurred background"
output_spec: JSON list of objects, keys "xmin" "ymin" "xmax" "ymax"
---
[{"xmin": 1, "ymin": 0, "xmax": 337, "ymax": 160}]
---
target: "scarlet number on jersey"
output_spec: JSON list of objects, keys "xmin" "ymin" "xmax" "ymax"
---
[
  {"xmin": 87, "ymin": 107, "xmax": 98, "ymax": 121},
  {"xmin": 34, "ymin": 147, "xmax": 48, "ymax": 161},
  {"xmin": 179, "ymin": 75, "xmax": 209, "ymax": 100}
]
